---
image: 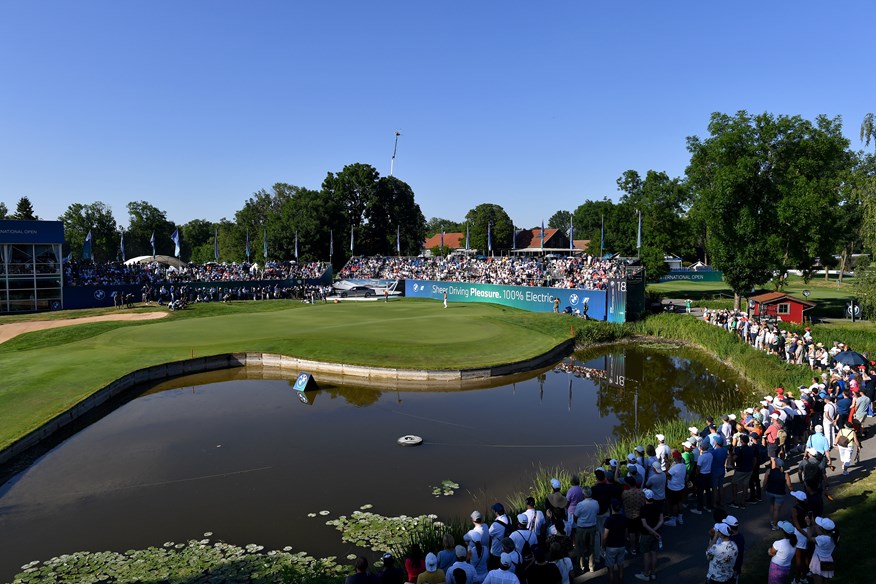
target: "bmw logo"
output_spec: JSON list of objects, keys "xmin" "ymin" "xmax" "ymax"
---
[
  {"xmin": 51, "ymin": 301, "xmax": 62, "ymax": 310},
  {"xmin": 569, "ymin": 294, "xmax": 579, "ymax": 305},
  {"xmin": 413, "ymin": 283, "xmax": 419, "ymax": 292},
  {"xmin": 94, "ymin": 290, "xmax": 106, "ymax": 300}
]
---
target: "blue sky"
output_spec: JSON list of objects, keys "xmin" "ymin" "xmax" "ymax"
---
[{"xmin": 1, "ymin": 1, "xmax": 873, "ymax": 230}]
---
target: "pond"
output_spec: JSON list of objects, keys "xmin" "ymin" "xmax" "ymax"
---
[{"xmin": 0, "ymin": 343, "xmax": 748, "ymax": 580}]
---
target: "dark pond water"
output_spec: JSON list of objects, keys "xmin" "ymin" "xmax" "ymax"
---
[{"xmin": 0, "ymin": 344, "xmax": 748, "ymax": 580}]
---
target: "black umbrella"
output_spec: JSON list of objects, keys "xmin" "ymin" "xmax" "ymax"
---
[{"xmin": 833, "ymin": 350, "xmax": 867, "ymax": 367}]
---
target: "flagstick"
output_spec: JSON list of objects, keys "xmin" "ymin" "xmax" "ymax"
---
[{"xmin": 390, "ymin": 131, "xmax": 401, "ymax": 176}]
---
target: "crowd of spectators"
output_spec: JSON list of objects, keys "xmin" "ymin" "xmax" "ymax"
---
[
  {"xmin": 338, "ymin": 255, "xmax": 626, "ymax": 290},
  {"xmin": 63, "ymin": 259, "xmax": 329, "ymax": 287},
  {"xmin": 346, "ymin": 372, "xmax": 863, "ymax": 584}
]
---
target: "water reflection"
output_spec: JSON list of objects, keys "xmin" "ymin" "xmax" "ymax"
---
[{"xmin": 0, "ymin": 344, "xmax": 748, "ymax": 581}]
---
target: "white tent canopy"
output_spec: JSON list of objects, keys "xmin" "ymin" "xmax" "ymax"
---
[{"xmin": 124, "ymin": 255, "xmax": 187, "ymax": 269}]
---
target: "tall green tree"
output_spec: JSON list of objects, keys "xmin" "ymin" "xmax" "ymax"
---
[
  {"xmin": 572, "ymin": 198, "xmax": 616, "ymax": 256},
  {"xmin": 180, "ymin": 219, "xmax": 215, "ymax": 263},
  {"xmin": 464, "ymin": 203, "xmax": 513, "ymax": 253},
  {"xmin": 548, "ymin": 210, "xmax": 573, "ymax": 231},
  {"xmin": 276, "ymin": 186, "xmax": 343, "ymax": 263},
  {"xmin": 0, "ymin": 201, "xmax": 7, "ymax": 220},
  {"xmin": 59, "ymin": 202, "xmax": 119, "ymax": 262},
  {"xmin": 426, "ymin": 217, "xmax": 464, "ymax": 238},
  {"xmin": 11, "ymin": 196, "xmax": 38, "ymax": 220},
  {"xmin": 862, "ymin": 113, "xmax": 875, "ymax": 150},
  {"xmin": 125, "ymin": 201, "xmax": 177, "ymax": 257},
  {"xmin": 372, "ymin": 176, "xmax": 426, "ymax": 256},
  {"xmin": 685, "ymin": 111, "xmax": 852, "ymax": 307}
]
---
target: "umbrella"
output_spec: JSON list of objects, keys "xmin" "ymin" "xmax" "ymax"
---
[{"xmin": 833, "ymin": 350, "xmax": 867, "ymax": 367}]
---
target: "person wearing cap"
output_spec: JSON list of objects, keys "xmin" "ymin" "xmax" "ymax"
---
[
  {"xmin": 545, "ymin": 478, "xmax": 568, "ymax": 522},
  {"xmin": 565, "ymin": 475, "xmax": 583, "ymax": 521},
  {"xmin": 710, "ymin": 433, "xmax": 729, "ymax": 510},
  {"xmin": 379, "ymin": 554, "xmax": 407, "ymax": 584},
  {"xmin": 590, "ymin": 468, "xmax": 613, "ymax": 566},
  {"xmin": 691, "ymin": 439, "xmax": 714, "ymax": 515},
  {"xmin": 445, "ymin": 545, "xmax": 477, "ymax": 584},
  {"xmin": 665, "ymin": 454, "xmax": 687, "ymax": 526},
  {"xmin": 625, "ymin": 453, "xmax": 646, "ymax": 487},
  {"xmin": 417, "ymin": 553, "xmax": 446, "ymax": 584},
  {"xmin": 720, "ymin": 415, "xmax": 733, "ymax": 443},
  {"xmin": 468, "ymin": 511, "xmax": 491, "ymax": 555},
  {"xmin": 509, "ymin": 513, "xmax": 538, "ymax": 565},
  {"xmin": 798, "ymin": 448, "xmax": 827, "ymax": 517},
  {"xmin": 523, "ymin": 497, "xmax": 546, "ymax": 543},
  {"xmin": 836, "ymin": 421, "xmax": 861, "ymax": 475},
  {"xmin": 822, "ymin": 393, "xmax": 838, "ymax": 449},
  {"xmin": 645, "ymin": 460, "xmax": 666, "ymax": 511},
  {"xmin": 806, "ymin": 517, "xmax": 837, "ymax": 583},
  {"xmin": 723, "ymin": 516, "xmax": 745, "ymax": 582},
  {"xmin": 706, "ymin": 521, "xmax": 738, "ymax": 584},
  {"xmin": 488, "ymin": 504, "xmax": 512, "ymax": 570},
  {"xmin": 768, "ymin": 521, "xmax": 797, "ymax": 583},
  {"xmin": 806, "ymin": 425, "xmax": 831, "ymax": 456},
  {"xmin": 346, "ymin": 556, "xmax": 379, "ymax": 584},
  {"xmin": 602, "ymin": 499, "xmax": 628, "ymax": 584},
  {"xmin": 836, "ymin": 389, "xmax": 853, "ymax": 430},
  {"xmin": 522, "ymin": 547, "xmax": 561, "ymax": 584},
  {"xmin": 635, "ymin": 489, "xmax": 663, "ymax": 582},
  {"xmin": 572, "ymin": 486, "xmax": 599, "ymax": 574},
  {"xmin": 634, "ymin": 445, "xmax": 646, "ymax": 469},
  {"xmin": 655, "ymin": 433, "xmax": 670, "ymax": 462},
  {"xmin": 851, "ymin": 387, "xmax": 871, "ymax": 435},
  {"xmin": 481, "ymin": 553, "xmax": 520, "ymax": 584}
]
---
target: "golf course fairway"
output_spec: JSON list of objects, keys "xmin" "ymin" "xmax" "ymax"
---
[{"xmin": 0, "ymin": 299, "xmax": 574, "ymax": 451}]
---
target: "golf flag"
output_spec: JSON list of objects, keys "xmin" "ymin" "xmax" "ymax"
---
[
  {"xmin": 330, "ymin": 229, "xmax": 334, "ymax": 258},
  {"xmin": 440, "ymin": 226, "xmax": 444, "ymax": 250},
  {"xmin": 171, "ymin": 228, "xmax": 180, "ymax": 257},
  {"xmin": 350, "ymin": 225, "xmax": 354, "ymax": 252},
  {"xmin": 465, "ymin": 222, "xmax": 470, "ymax": 252},
  {"xmin": 120, "ymin": 231, "xmax": 125, "ymax": 262},
  {"xmin": 263, "ymin": 228, "xmax": 268, "ymax": 259},
  {"xmin": 512, "ymin": 226, "xmax": 516, "ymax": 250},
  {"xmin": 396, "ymin": 225, "xmax": 401, "ymax": 255},
  {"xmin": 600, "ymin": 214, "xmax": 605, "ymax": 256},
  {"xmin": 540, "ymin": 220, "xmax": 545, "ymax": 249},
  {"xmin": 246, "ymin": 230, "xmax": 251, "ymax": 260},
  {"xmin": 214, "ymin": 227, "xmax": 219, "ymax": 261},
  {"xmin": 295, "ymin": 231, "xmax": 299, "ymax": 260},
  {"xmin": 487, "ymin": 222, "xmax": 492, "ymax": 252},
  {"xmin": 636, "ymin": 210, "xmax": 642, "ymax": 252},
  {"xmin": 82, "ymin": 230, "xmax": 93, "ymax": 260},
  {"xmin": 150, "ymin": 231, "xmax": 156, "ymax": 256}
]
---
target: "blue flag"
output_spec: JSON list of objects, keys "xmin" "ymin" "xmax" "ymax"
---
[
  {"xmin": 120, "ymin": 231, "xmax": 125, "ymax": 262},
  {"xmin": 214, "ymin": 227, "xmax": 219, "ymax": 261},
  {"xmin": 150, "ymin": 231, "xmax": 156, "ymax": 256},
  {"xmin": 350, "ymin": 226, "xmax": 354, "ymax": 252},
  {"xmin": 600, "ymin": 214, "xmax": 605, "ymax": 257},
  {"xmin": 569, "ymin": 219, "xmax": 573, "ymax": 251},
  {"xmin": 295, "ymin": 231, "xmax": 299, "ymax": 260},
  {"xmin": 440, "ymin": 226, "xmax": 444, "ymax": 250},
  {"xmin": 396, "ymin": 225, "xmax": 401, "ymax": 255},
  {"xmin": 487, "ymin": 222, "xmax": 492, "ymax": 252},
  {"xmin": 246, "ymin": 230, "xmax": 251, "ymax": 260},
  {"xmin": 330, "ymin": 229, "xmax": 334, "ymax": 258},
  {"xmin": 636, "ymin": 209, "xmax": 642, "ymax": 251},
  {"xmin": 171, "ymin": 228, "xmax": 180, "ymax": 257},
  {"xmin": 465, "ymin": 222, "xmax": 470, "ymax": 252},
  {"xmin": 263, "ymin": 228, "xmax": 268, "ymax": 260},
  {"xmin": 82, "ymin": 230, "xmax": 93, "ymax": 261},
  {"xmin": 512, "ymin": 225, "xmax": 516, "ymax": 250},
  {"xmin": 540, "ymin": 220, "xmax": 545, "ymax": 249}
]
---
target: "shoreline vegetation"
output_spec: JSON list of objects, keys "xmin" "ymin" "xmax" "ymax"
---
[{"xmin": 7, "ymin": 305, "xmax": 876, "ymax": 582}]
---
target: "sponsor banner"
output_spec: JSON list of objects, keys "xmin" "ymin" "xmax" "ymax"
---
[
  {"xmin": 0, "ymin": 220, "xmax": 65, "ymax": 244},
  {"xmin": 405, "ymin": 279, "xmax": 607, "ymax": 320},
  {"xmin": 657, "ymin": 271, "xmax": 723, "ymax": 283}
]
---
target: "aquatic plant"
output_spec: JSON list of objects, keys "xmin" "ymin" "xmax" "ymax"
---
[{"xmin": 430, "ymin": 479, "xmax": 460, "ymax": 497}]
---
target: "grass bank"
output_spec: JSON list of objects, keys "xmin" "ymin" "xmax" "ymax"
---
[{"xmin": 0, "ymin": 300, "xmax": 573, "ymax": 451}]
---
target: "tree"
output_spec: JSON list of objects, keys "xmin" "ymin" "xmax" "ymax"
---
[
  {"xmin": 181, "ymin": 219, "xmax": 216, "ymax": 263},
  {"xmin": 464, "ymin": 203, "xmax": 513, "ymax": 254},
  {"xmin": 571, "ymin": 198, "xmax": 617, "ymax": 256},
  {"xmin": 686, "ymin": 112, "xmax": 785, "ymax": 308},
  {"xmin": 125, "ymin": 201, "xmax": 177, "ymax": 257},
  {"xmin": 59, "ymin": 202, "xmax": 119, "ymax": 262},
  {"xmin": 548, "ymin": 210, "xmax": 573, "ymax": 231},
  {"xmin": 0, "ymin": 201, "xmax": 7, "ymax": 220},
  {"xmin": 862, "ymin": 113, "xmax": 875, "ymax": 150},
  {"xmin": 322, "ymin": 163, "xmax": 424, "ymax": 258},
  {"xmin": 11, "ymin": 196, "xmax": 38, "ymax": 220},
  {"xmin": 276, "ymin": 186, "xmax": 344, "ymax": 263},
  {"xmin": 426, "ymin": 217, "xmax": 464, "ymax": 238}
]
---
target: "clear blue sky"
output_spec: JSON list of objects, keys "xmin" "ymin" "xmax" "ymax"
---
[{"xmin": 1, "ymin": 1, "xmax": 873, "ymax": 230}]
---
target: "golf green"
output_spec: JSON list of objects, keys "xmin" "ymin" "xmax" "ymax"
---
[{"xmin": 0, "ymin": 300, "xmax": 573, "ymax": 451}]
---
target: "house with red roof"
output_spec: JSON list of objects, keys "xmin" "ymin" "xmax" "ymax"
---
[{"xmin": 750, "ymin": 292, "xmax": 816, "ymax": 324}]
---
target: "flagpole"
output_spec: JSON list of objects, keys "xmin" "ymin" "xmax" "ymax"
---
[{"xmin": 390, "ymin": 131, "xmax": 401, "ymax": 177}]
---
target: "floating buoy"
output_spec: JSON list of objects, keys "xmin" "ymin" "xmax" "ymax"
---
[{"xmin": 397, "ymin": 435, "xmax": 423, "ymax": 446}]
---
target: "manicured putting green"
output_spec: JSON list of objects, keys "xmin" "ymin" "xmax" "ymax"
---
[{"xmin": 0, "ymin": 300, "xmax": 573, "ymax": 451}]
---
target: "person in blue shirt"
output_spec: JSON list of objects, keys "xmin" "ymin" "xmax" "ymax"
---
[
  {"xmin": 835, "ymin": 390, "xmax": 853, "ymax": 429},
  {"xmin": 711, "ymin": 435, "xmax": 729, "ymax": 510}
]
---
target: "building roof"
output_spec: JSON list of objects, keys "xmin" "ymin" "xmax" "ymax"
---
[
  {"xmin": 515, "ymin": 228, "xmax": 566, "ymax": 250},
  {"xmin": 423, "ymin": 232, "xmax": 465, "ymax": 250},
  {"xmin": 750, "ymin": 292, "xmax": 816, "ymax": 307},
  {"xmin": 573, "ymin": 239, "xmax": 590, "ymax": 251}
]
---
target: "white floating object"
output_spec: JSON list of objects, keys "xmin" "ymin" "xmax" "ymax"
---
[{"xmin": 397, "ymin": 435, "xmax": 423, "ymax": 446}]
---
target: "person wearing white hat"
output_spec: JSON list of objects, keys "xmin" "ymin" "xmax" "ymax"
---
[
  {"xmin": 465, "ymin": 530, "xmax": 489, "ymax": 584},
  {"xmin": 481, "ymin": 553, "xmax": 519, "ymax": 584},
  {"xmin": 706, "ymin": 522, "xmax": 738, "ymax": 584},
  {"xmin": 655, "ymin": 433, "xmax": 670, "ymax": 462},
  {"xmin": 509, "ymin": 514, "xmax": 538, "ymax": 565},
  {"xmin": 417, "ymin": 553, "xmax": 446, "ymax": 584},
  {"xmin": 572, "ymin": 486, "xmax": 599, "ymax": 574},
  {"xmin": 635, "ymin": 489, "xmax": 663, "ymax": 582},
  {"xmin": 722, "ymin": 516, "xmax": 745, "ymax": 581},
  {"xmin": 807, "ymin": 517, "xmax": 837, "ymax": 582},
  {"xmin": 445, "ymin": 545, "xmax": 477, "ymax": 584}
]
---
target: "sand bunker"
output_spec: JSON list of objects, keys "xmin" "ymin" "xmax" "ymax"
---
[{"xmin": 0, "ymin": 312, "xmax": 169, "ymax": 345}]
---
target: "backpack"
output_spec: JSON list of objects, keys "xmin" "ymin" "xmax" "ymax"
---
[
  {"xmin": 776, "ymin": 427, "xmax": 788, "ymax": 447},
  {"xmin": 498, "ymin": 518, "xmax": 516, "ymax": 540},
  {"xmin": 519, "ymin": 530, "xmax": 537, "ymax": 565}
]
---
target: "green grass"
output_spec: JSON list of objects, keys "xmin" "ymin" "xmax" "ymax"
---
[{"xmin": 0, "ymin": 300, "xmax": 574, "ymax": 451}]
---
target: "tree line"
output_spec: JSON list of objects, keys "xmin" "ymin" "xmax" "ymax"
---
[{"xmin": 3, "ymin": 111, "xmax": 876, "ymax": 306}]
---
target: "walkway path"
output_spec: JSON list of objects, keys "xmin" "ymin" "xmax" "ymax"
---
[{"xmin": 0, "ymin": 311, "xmax": 168, "ymax": 345}]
